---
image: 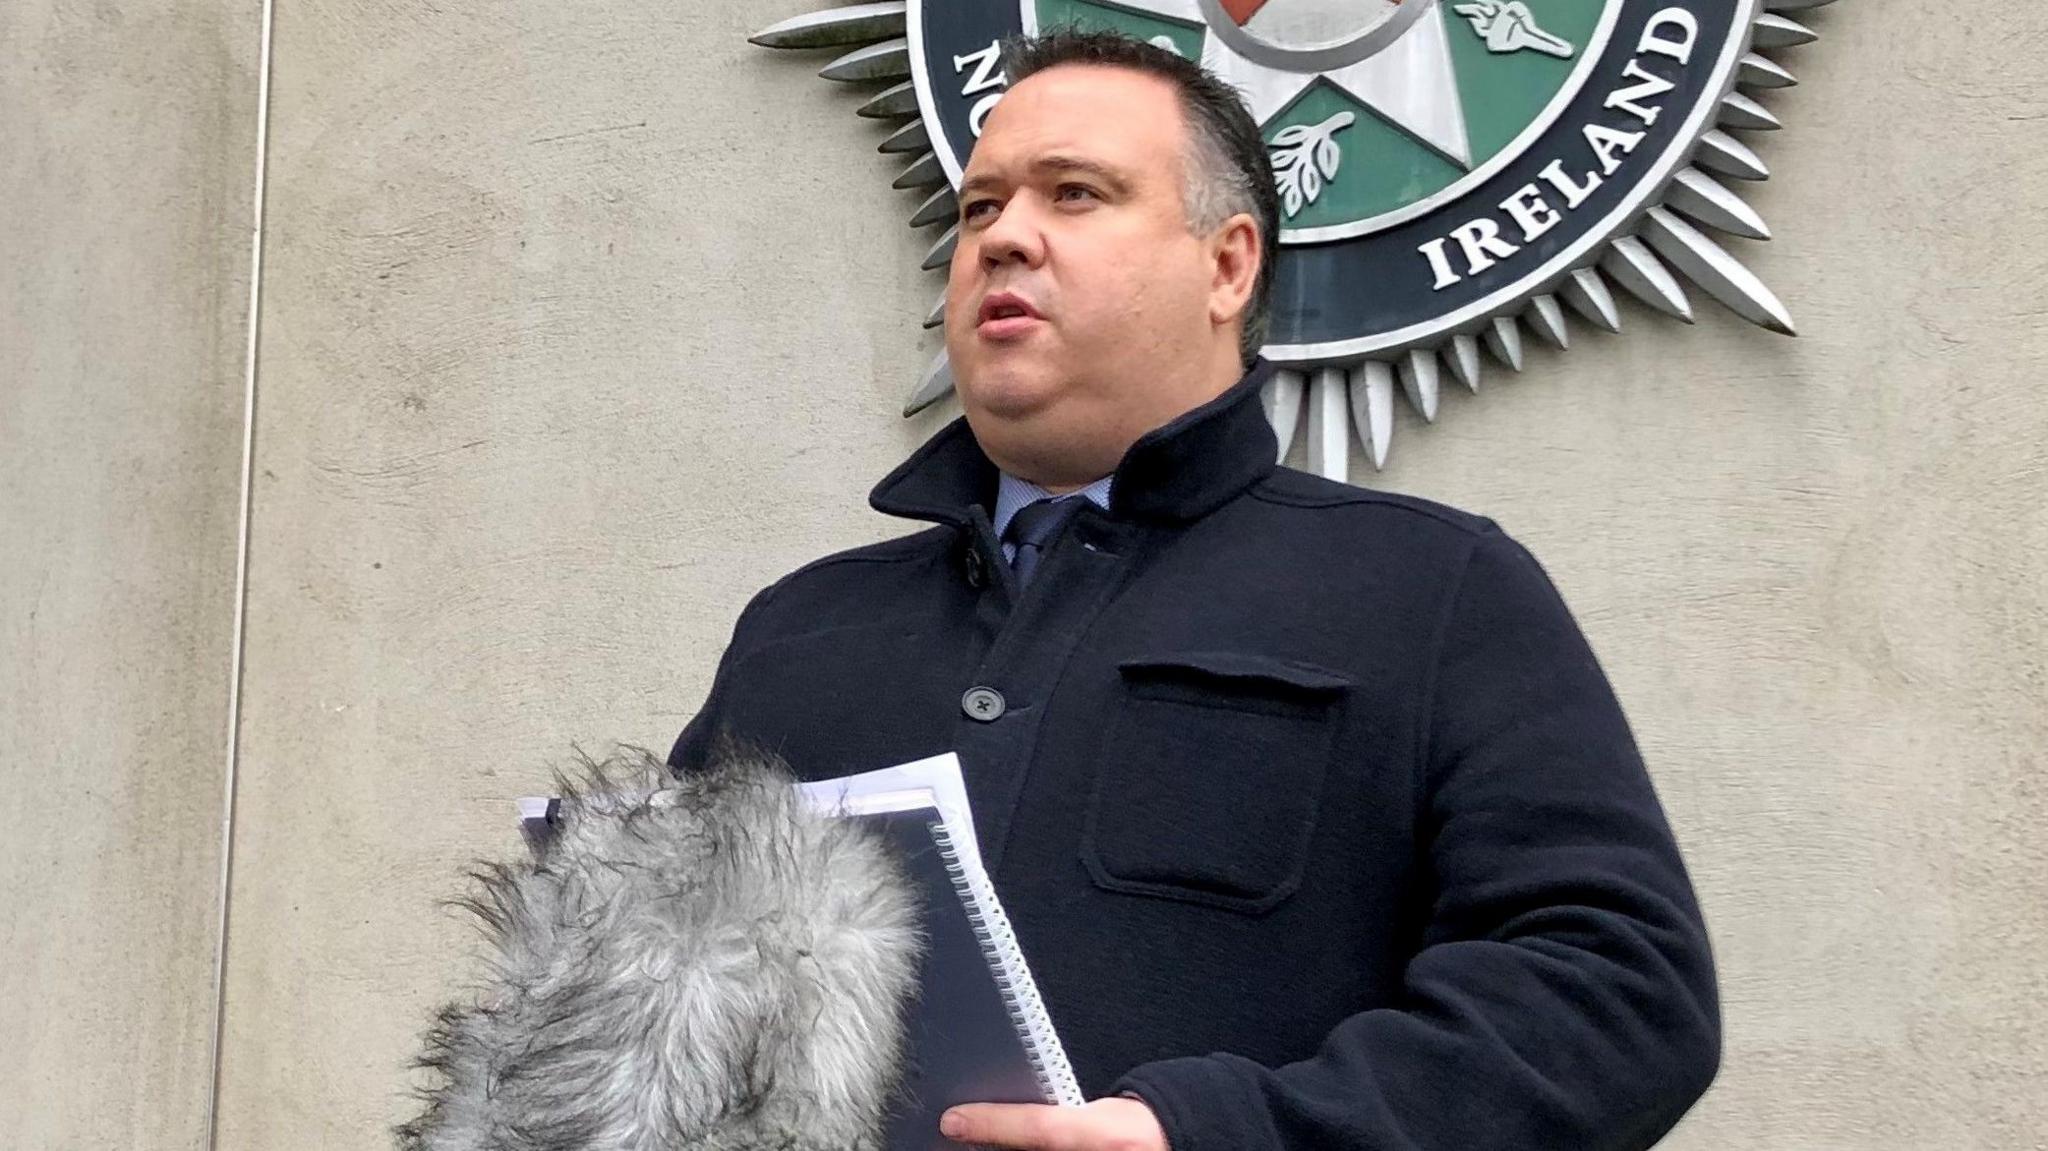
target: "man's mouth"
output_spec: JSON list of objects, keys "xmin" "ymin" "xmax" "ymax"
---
[
  {"xmin": 974, "ymin": 290, "xmax": 1040, "ymax": 327},
  {"xmin": 977, "ymin": 292, "xmax": 1045, "ymax": 339}
]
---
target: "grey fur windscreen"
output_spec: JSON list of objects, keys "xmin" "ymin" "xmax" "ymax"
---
[{"xmin": 395, "ymin": 747, "xmax": 925, "ymax": 1151}]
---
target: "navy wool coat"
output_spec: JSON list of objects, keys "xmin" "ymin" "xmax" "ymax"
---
[{"xmin": 669, "ymin": 360, "xmax": 1721, "ymax": 1151}]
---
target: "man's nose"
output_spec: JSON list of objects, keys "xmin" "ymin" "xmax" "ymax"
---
[{"xmin": 977, "ymin": 198, "xmax": 1044, "ymax": 271}]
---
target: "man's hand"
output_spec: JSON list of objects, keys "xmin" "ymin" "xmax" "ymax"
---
[{"xmin": 939, "ymin": 1095, "xmax": 1167, "ymax": 1151}]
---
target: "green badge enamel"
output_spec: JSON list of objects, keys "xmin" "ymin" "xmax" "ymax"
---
[{"xmin": 1036, "ymin": 0, "xmax": 1610, "ymax": 238}]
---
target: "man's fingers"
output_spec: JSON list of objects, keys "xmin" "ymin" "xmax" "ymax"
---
[{"xmin": 941, "ymin": 1102, "xmax": 1069, "ymax": 1150}]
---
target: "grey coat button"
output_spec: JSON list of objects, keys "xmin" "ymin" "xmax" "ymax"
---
[{"xmin": 961, "ymin": 686, "xmax": 1006, "ymax": 722}]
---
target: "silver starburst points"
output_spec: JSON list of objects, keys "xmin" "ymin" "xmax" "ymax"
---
[{"xmin": 751, "ymin": 0, "xmax": 1838, "ymax": 477}]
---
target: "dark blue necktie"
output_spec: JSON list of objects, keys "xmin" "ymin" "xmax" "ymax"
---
[{"xmin": 1002, "ymin": 497, "xmax": 1081, "ymax": 589}]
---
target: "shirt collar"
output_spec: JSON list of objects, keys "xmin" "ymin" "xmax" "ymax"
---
[
  {"xmin": 869, "ymin": 357, "xmax": 1280, "ymax": 530},
  {"xmin": 991, "ymin": 472, "xmax": 1115, "ymax": 541}
]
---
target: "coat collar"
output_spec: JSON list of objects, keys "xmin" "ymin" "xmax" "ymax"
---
[{"xmin": 869, "ymin": 358, "xmax": 1280, "ymax": 529}]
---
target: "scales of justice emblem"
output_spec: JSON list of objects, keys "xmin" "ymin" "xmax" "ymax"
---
[{"xmin": 753, "ymin": 0, "xmax": 1837, "ymax": 475}]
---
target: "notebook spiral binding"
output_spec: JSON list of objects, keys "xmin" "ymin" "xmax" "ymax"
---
[{"xmin": 928, "ymin": 819, "xmax": 1085, "ymax": 1107}]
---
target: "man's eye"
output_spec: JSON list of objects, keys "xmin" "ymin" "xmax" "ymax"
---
[
  {"xmin": 1056, "ymin": 184, "xmax": 1099, "ymax": 203},
  {"xmin": 963, "ymin": 199, "xmax": 1000, "ymax": 222}
]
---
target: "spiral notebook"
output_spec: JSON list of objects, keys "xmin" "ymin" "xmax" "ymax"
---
[
  {"xmin": 516, "ymin": 752, "xmax": 1081, "ymax": 1147},
  {"xmin": 797, "ymin": 754, "xmax": 1084, "ymax": 1145}
]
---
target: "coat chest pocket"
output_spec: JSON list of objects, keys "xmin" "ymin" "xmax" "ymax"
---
[{"xmin": 1080, "ymin": 652, "xmax": 1351, "ymax": 915}]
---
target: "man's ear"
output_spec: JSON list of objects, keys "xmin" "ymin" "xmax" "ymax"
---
[{"xmin": 1208, "ymin": 212, "xmax": 1261, "ymax": 329}]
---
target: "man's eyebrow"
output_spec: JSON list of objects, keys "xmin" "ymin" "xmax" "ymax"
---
[
  {"xmin": 1033, "ymin": 154, "xmax": 1132, "ymax": 191},
  {"xmin": 959, "ymin": 155, "xmax": 1132, "ymax": 196}
]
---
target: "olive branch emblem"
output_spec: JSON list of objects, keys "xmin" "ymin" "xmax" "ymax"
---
[
  {"xmin": 1451, "ymin": 1, "xmax": 1576, "ymax": 57},
  {"xmin": 1268, "ymin": 111, "xmax": 1356, "ymax": 219}
]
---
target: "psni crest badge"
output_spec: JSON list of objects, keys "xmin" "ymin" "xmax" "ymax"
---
[{"xmin": 754, "ymin": 0, "xmax": 1833, "ymax": 474}]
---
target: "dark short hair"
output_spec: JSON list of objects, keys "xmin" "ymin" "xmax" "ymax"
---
[{"xmin": 998, "ymin": 28, "xmax": 1279, "ymax": 367}]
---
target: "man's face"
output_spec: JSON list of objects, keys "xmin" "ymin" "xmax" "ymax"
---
[{"xmin": 945, "ymin": 64, "xmax": 1249, "ymax": 488}]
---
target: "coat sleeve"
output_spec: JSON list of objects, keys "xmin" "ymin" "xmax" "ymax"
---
[
  {"xmin": 666, "ymin": 584, "xmax": 780, "ymax": 776},
  {"xmin": 1109, "ymin": 525, "xmax": 1721, "ymax": 1151}
]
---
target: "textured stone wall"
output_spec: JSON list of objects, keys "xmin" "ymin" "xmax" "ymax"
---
[{"xmin": 0, "ymin": 0, "xmax": 258, "ymax": 1145}]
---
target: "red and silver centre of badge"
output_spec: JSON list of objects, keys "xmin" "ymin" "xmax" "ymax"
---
[{"xmin": 1201, "ymin": 0, "xmax": 1437, "ymax": 69}]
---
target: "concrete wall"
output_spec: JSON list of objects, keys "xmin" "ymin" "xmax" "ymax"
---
[
  {"xmin": 0, "ymin": 0, "xmax": 258, "ymax": 1146},
  {"xmin": 1360, "ymin": 6, "xmax": 2048, "ymax": 1145},
  {"xmin": 207, "ymin": 2, "xmax": 950, "ymax": 1142},
  {"xmin": 7, "ymin": 0, "xmax": 2044, "ymax": 1147}
]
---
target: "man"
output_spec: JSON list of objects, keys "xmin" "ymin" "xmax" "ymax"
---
[{"xmin": 670, "ymin": 28, "xmax": 1720, "ymax": 1151}]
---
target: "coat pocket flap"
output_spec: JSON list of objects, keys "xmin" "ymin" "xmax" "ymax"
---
[{"xmin": 1117, "ymin": 651, "xmax": 1353, "ymax": 695}]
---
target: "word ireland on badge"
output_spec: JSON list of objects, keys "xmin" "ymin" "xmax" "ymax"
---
[{"xmin": 752, "ymin": 0, "xmax": 1835, "ymax": 474}]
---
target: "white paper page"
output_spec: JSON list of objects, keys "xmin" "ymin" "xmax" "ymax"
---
[
  {"xmin": 792, "ymin": 752, "xmax": 983, "ymax": 866},
  {"xmin": 820, "ymin": 786, "xmax": 940, "ymax": 817},
  {"xmin": 513, "ymin": 752, "xmax": 984, "ymax": 867}
]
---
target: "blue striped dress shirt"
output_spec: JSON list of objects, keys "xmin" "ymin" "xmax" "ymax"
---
[{"xmin": 992, "ymin": 471, "xmax": 1115, "ymax": 562}]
